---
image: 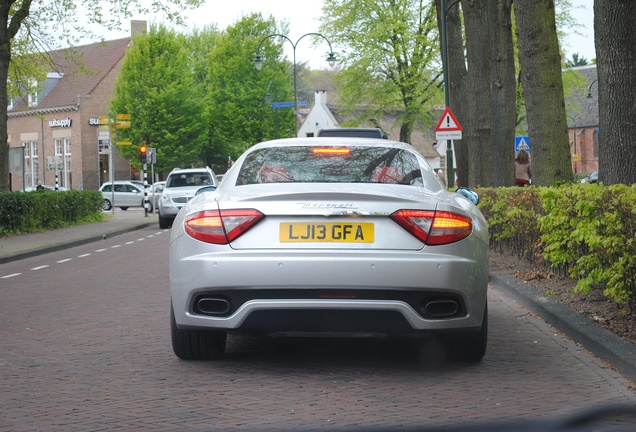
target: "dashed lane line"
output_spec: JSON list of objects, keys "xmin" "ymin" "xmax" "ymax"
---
[{"xmin": 1, "ymin": 231, "xmax": 166, "ymax": 279}]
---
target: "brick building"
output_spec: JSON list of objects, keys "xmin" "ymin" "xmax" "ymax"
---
[
  {"xmin": 7, "ymin": 21, "xmax": 146, "ymax": 191},
  {"xmin": 567, "ymin": 65, "xmax": 599, "ymax": 176}
]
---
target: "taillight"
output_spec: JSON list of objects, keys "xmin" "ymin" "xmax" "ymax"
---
[
  {"xmin": 390, "ymin": 209, "xmax": 472, "ymax": 245},
  {"xmin": 184, "ymin": 209, "xmax": 264, "ymax": 244}
]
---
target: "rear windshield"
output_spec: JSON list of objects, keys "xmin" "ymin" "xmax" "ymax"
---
[
  {"xmin": 236, "ymin": 146, "xmax": 422, "ymax": 186},
  {"xmin": 167, "ymin": 172, "xmax": 212, "ymax": 187}
]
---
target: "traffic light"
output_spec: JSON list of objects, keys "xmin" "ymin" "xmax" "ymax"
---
[{"xmin": 140, "ymin": 146, "xmax": 147, "ymax": 164}]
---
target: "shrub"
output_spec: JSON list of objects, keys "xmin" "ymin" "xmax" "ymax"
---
[
  {"xmin": 479, "ymin": 184, "xmax": 636, "ymax": 311},
  {"xmin": 0, "ymin": 190, "xmax": 104, "ymax": 236}
]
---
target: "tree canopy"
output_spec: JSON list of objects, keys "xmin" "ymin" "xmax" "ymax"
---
[
  {"xmin": 320, "ymin": 0, "xmax": 443, "ymax": 144},
  {"xmin": 110, "ymin": 24, "xmax": 207, "ymax": 172},
  {"xmin": 204, "ymin": 14, "xmax": 295, "ymax": 162}
]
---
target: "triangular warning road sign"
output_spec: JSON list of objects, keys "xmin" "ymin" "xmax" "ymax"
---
[{"xmin": 434, "ymin": 106, "xmax": 462, "ymax": 132}]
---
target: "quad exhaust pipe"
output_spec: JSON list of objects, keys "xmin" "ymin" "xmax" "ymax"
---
[{"xmin": 196, "ymin": 295, "xmax": 459, "ymax": 318}]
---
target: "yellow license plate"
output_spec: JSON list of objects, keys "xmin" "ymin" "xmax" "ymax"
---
[{"xmin": 280, "ymin": 222, "xmax": 374, "ymax": 243}]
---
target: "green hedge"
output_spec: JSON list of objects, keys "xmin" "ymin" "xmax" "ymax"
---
[
  {"xmin": 478, "ymin": 184, "xmax": 636, "ymax": 309},
  {"xmin": 0, "ymin": 190, "xmax": 104, "ymax": 236}
]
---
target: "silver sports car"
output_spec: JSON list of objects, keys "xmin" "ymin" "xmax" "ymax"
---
[{"xmin": 169, "ymin": 138, "xmax": 489, "ymax": 361}]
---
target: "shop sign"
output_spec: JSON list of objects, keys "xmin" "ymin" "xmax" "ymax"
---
[{"xmin": 49, "ymin": 118, "xmax": 72, "ymax": 128}]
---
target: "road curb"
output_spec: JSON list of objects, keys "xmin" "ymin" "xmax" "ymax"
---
[{"xmin": 490, "ymin": 271, "xmax": 636, "ymax": 384}]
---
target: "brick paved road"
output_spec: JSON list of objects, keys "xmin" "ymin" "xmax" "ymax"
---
[{"xmin": 1, "ymin": 226, "xmax": 634, "ymax": 431}]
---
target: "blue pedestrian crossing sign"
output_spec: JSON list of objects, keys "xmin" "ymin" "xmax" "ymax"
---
[{"xmin": 515, "ymin": 136, "xmax": 530, "ymax": 153}]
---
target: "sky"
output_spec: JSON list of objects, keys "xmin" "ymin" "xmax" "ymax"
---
[
  {"xmin": 562, "ymin": 0, "xmax": 595, "ymax": 63},
  {"xmin": 88, "ymin": 0, "xmax": 595, "ymax": 66}
]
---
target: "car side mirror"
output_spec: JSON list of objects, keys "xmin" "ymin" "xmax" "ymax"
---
[
  {"xmin": 195, "ymin": 185, "xmax": 217, "ymax": 196},
  {"xmin": 455, "ymin": 187, "xmax": 479, "ymax": 205}
]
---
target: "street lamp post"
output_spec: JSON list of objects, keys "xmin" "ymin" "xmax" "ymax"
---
[
  {"xmin": 265, "ymin": 81, "xmax": 280, "ymax": 139},
  {"xmin": 568, "ymin": 115, "xmax": 578, "ymax": 174},
  {"xmin": 108, "ymin": 110, "xmax": 117, "ymax": 215},
  {"xmin": 587, "ymin": 79, "xmax": 598, "ymax": 98},
  {"xmin": 254, "ymin": 33, "xmax": 337, "ymax": 135}
]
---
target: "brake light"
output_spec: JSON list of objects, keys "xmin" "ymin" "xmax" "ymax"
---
[
  {"xmin": 390, "ymin": 209, "xmax": 472, "ymax": 245},
  {"xmin": 185, "ymin": 209, "xmax": 264, "ymax": 244},
  {"xmin": 312, "ymin": 147, "xmax": 351, "ymax": 155}
]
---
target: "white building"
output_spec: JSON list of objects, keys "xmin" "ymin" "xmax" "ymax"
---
[{"xmin": 298, "ymin": 90, "xmax": 445, "ymax": 170}]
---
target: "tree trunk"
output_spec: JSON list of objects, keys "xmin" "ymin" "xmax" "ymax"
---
[
  {"xmin": 0, "ymin": 45, "xmax": 8, "ymax": 192},
  {"xmin": 0, "ymin": 5, "xmax": 10, "ymax": 191},
  {"xmin": 594, "ymin": 0, "xmax": 636, "ymax": 185},
  {"xmin": 446, "ymin": 1, "xmax": 468, "ymax": 187},
  {"xmin": 514, "ymin": 0, "xmax": 572, "ymax": 186},
  {"xmin": 463, "ymin": 0, "xmax": 492, "ymax": 187},
  {"xmin": 435, "ymin": 0, "xmax": 468, "ymax": 187},
  {"xmin": 489, "ymin": 0, "xmax": 516, "ymax": 187}
]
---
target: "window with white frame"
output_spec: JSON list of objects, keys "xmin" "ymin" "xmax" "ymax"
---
[
  {"xmin": 27, "ymin": 79, "xmax": 39, "ymax": 108},
  {"xmin": 54, "ymin": 138, "xmax": 72, "ymax": 188},
  {"xmin": 22, "ymin": 140, "xmax": 39, "ymax": 186},
  {"xmin": 64, "ymin": 138, "xmax": 71, "ymax": 187},
  {"xmin": 31, "ymin": 141, "xmax": 39, "ymax": 184}
]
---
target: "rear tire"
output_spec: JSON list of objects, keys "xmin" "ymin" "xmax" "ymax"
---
[
  {"xmin": 159, "ymin": 214, "xmax": 171, "ymax": 229},
  {"xmin": 449, "ymin": 302, "xmax": 488, "ymax": 362},
  {"xmin": 171, "ymin": 303, "xmax": 226, "ymax": 360}
]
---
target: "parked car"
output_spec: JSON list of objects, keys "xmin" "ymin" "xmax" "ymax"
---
[
  {"xmin": 99, "ymin": 180, "xmax": 152, "ymax": 212},
  {"xmin": 169, "ymin": 138, "xmax": 489, "ymax": 361},
  {"xmin": 147, "ymin": 181, "xmax": 166, "ymax": 209},
  {"xmin": 317, "ymin": 127, "xmax": 388, "ymax": 139},
  {"xmin": 158, "ymin": 167, "xmax": 217, "ymax": 228},
  {"xmin": 581, "ymin": 170, "xmax": 598, "ymax": 184},
  {"xmin": 24, "ymin": 184, "xmax": 69, "ymax": 192}
]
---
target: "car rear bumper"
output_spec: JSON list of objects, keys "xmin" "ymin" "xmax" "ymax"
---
[
  {"xmin": 170, "ymin": 249, "xmax": 488, "ymax": 335},
  {"xmin": 159, "ymin": 204, "xmax": 182, "ymax": 218}
]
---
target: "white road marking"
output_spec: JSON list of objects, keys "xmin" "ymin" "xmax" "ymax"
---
[{"xmin": 5, "ymin": 226, "xmax": 162, "ymax": 277}]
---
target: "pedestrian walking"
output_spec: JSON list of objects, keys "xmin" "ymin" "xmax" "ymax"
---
[{"xmin": 515, "ymin": 149, "xmax": 532, "ymax": 186}]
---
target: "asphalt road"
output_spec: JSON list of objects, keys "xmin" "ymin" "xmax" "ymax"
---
[{"xmin": 1, "ymin": 224, "xmax": 635, "ymax": 431}]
